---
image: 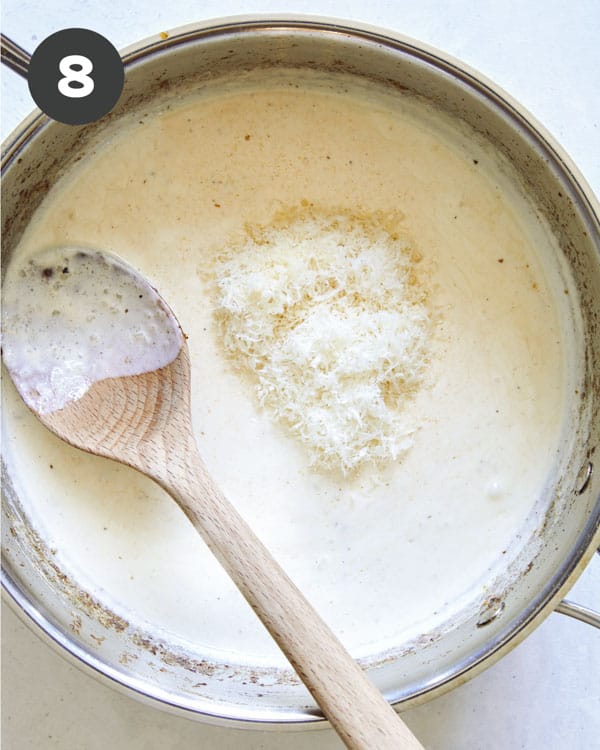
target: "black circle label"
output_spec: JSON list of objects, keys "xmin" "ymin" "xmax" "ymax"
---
[{"xmin": 28, "ymin": 28, "xmax": 124, "ymax": 126}]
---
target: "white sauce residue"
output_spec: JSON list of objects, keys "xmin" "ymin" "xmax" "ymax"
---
[{"xmin": 1, "ymin": 247, "xmax": 183, "ymax": 414}]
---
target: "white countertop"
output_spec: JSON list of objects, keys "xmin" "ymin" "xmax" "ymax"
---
[{"xmin": 1, "ymin": 2, "xmax": 599, "ymax": 748}]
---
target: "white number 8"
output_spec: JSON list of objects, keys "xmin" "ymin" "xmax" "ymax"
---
[{"xmin": 58, "ymin": 55, "xmax": 95, "ymax": 98}]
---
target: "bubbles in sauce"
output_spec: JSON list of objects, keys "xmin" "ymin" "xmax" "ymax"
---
[{"xmin": 1, "ymin": 247, "xmax": 183, "ymax": 414}]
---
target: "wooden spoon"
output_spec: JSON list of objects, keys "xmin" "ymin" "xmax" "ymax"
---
[{"xmin": 2, "ymin": 248, "xmax": 424, "ymax": 750}]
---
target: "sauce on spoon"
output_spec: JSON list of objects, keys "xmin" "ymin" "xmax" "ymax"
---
[{"xmin": 1, "ymin": 247, "xmax": 183, "ymax": 414}]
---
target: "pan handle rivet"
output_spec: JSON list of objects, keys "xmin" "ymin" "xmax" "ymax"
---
[
  {"xmin": 576, "ymin": 461, "xmax": 593, "ymax": 495},
  {"xmin": 477, "ymin": 596, "xmax": 505, "ymax": 627}
]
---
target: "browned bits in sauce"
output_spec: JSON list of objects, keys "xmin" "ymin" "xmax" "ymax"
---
[{"xmin": 42, "ymin": 267, "xmax": 54, "ymax": 279}]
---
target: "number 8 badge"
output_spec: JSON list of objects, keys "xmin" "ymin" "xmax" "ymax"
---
[{"xmin": 28, "ymin": 28, "xmax": 124, "ymax": 125}]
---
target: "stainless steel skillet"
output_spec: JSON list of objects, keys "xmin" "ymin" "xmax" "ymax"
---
[{"xmin": 1, "ymin": 16, "xmax": 599, "ymax": 729}]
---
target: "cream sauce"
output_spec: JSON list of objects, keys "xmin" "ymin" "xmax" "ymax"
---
[{"xmin": 1, "ymin": 70, "xmax": 581, "ymax": 666}]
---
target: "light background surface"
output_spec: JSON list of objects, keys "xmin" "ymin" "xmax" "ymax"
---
[{"xmin": 1, "ymin": 2, "xmax": 599, "ymax": 748}]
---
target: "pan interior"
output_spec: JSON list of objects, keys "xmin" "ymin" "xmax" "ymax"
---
[{"xmin": 1, "ymin": 35, "xmax": 593, "ymax": 721}]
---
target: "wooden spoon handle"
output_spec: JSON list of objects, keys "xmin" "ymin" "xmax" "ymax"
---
[
  {"xmin": 42, "ymin": 347, "xmax": 422, "ymax": 746},
  {"xmin": 159, "ymin": 446, "xmax": 424, "ymax": 750}
]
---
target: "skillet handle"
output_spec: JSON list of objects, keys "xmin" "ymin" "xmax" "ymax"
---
[
  {"xmin": 555, "ymin": 600, "xmax": 600, "ymax": 629},
  {"xmin": 1, "ymin": 34, "xmax": 31, "ymax": 79},
  {"xmin": 555, "ymin": 547, "xmax": 600, "ymax": 629}
]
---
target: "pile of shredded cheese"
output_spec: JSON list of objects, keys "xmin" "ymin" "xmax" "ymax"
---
[{"xmin": 214, "ymin": 211, "xmax": 430, "ymax": 473}]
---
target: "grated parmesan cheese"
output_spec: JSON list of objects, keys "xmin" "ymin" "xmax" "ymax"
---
[{"xmin": 214, "ymin": 210, "xmax": 430, "ymax": 473}]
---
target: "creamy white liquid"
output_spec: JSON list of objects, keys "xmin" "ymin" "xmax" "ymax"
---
[
  {"xmin": 1, "ymin": 247, "xmax": 182, "ymax": 413},
  {"xmin": 1, "ymin": 70, "xmax": 580, "ymax": 666}
]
